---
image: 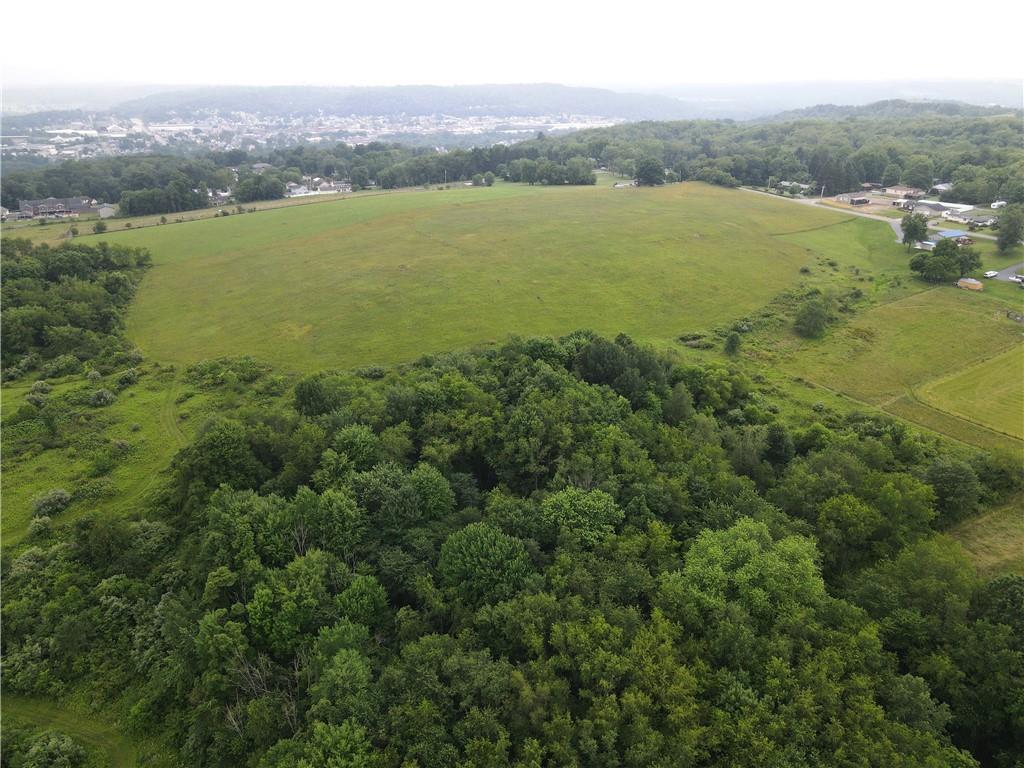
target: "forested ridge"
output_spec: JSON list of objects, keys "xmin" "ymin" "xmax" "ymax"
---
[
  {"xmin": 3, "ymin": 317, "xmax": 1022, "ymax": 766},
  {"xmin": 4, "ymin": 107, "xmax": 1022, "ymax": 214}
]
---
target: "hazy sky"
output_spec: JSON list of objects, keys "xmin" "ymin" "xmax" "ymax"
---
[{"xmin": 4, "ymin": 0, "xmax": 1023, "ymax": 89}]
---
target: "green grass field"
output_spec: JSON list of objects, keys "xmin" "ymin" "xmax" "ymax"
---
[
  {"xmin": 1, "ymin": 695, "xmax": 173, "ymax": 768},
  {"xmin": 780, "ymin": 285, "xmax": 1024, "ymax": 451},
  {"xmin": 65, "ymin": 181, "xmax": 1022, "ymax": 452},
  {"xmin": 951, "ymin": 493, "xmax": 1024, "ymax": 576},
  {"xmin": 82, "ymin": 182, "xmax": 856, "ymax": 372},
  {"xmin": 1, "ymin": 367, "xmax": 212, "ymax": 545},
  {"xmin": 919, "ymin": 345, "xmax": 1024, "ymax": 440}
]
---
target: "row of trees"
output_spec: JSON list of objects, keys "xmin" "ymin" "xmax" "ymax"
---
[
  {"xmin": 3, "ymin": 332, "xmax": 1021, "ymax": 767},
  {"xmin": 119, "ymin": 176, "xmax": 209, "ymax": 216},
  {"xmin": 5, "ymin": 111, "xmax": 1022, "ymax": 212}
]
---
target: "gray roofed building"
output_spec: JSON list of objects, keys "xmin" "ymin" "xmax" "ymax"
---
[{"xmin": 19, "ymin": 197, "xmax": 93, "ymax": 217}]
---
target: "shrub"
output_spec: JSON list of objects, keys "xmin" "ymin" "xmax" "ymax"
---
[
  {"xmin": 42, "ymin": 354, "xmax": 81, "ymax": 379},
  {"xmin": 89, "ymin": 389, "xmax": 116, "ymax": 407},
  {"xmin": 73, "ymin": 478, "xmax": 117, "ymax": 501},
  {"xmin": 28, "ymin": 516, "xmax": 52, "ymax": 538},
  {"xmin": 795, "ymin": 297, "xmax": 830, "ymax": 338},
  {"xmin": 117, "ymin": 368, "xmax": 139, "ymax": 388},
  {"xmin": 33, "ymin": 488, "xmax": 71, "ymax": 517},
  {"xmin": 25, "ymin": 392, "xmax": 47, "ymax": 408}
]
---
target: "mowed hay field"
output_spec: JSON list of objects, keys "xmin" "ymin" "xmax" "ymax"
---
[
  {"xmin": 951, "ymin": 493, "xmax": 1024, "ymax": 576},
  {"xmin": 85, "ymin": 182, "xmax": 852, "ymax": 372},
  {"xmin": 919, "ymin": 345, "xmax": 1024, "ymax": 440},
  {"xmin": 782, "ymin": 287, "xmax": 1024, "ymax": 451}
]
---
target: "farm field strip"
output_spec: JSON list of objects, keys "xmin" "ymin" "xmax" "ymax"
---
[
  {"xmin": 917, "ymin": 344, "xmax": 1024, "ymax": 440},
  {"xmin": 780, "ymin": 286, "xmax": 1022, "ymax": 404},
  {"xmin": 951, "ymin": 493, "xmax": 1024, "ymax": 576}
]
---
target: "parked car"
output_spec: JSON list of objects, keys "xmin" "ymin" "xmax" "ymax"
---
[
  {"xmin": 983, "ymin": 271, "xmax": 999, "ymax": 278},
  {"xmin": 1010, "ymin": 275, "xmax": 1024, "ymax": 283}
]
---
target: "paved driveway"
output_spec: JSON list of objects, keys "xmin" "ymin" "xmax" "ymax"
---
[{"xmin": 992, "ymin": 262, "xmax": 1024, "ymax": 282}]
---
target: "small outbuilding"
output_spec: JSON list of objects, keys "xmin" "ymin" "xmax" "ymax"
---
[
  {"xmin": 957, "ymin": 278, "xmax": 983, "ymax": 291},
  {"xmin": 98, "ymin": 205, "xmax": 117, "ymax": 219}
]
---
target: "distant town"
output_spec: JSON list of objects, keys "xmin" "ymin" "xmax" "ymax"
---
[{"xmin": 1, "ymin": 110, "xmax": 622, "ymax": 163}]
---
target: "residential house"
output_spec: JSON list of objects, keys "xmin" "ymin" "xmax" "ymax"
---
[
  {"xmin": 913, "ymin": 201, "xmax": 950, "ymax": 216},
  {"xmin": 251, "ymin": 162, "xmax": 274, "ymax": 173},
  {"xmin": 935, "ymin": 230, "xmax": 973, "ymax": 246},
  {"xmin": 18, "ymin": 196, "xmax": 94, "ymax": 217},
  {"xmin": 284, "ymin": 182, "xmax": 309, "ymax": 197},
  {"xmin": 881, "ymin": 185, "xmax": 924, "ymax": 199},
  {"xmin": 965, "ymin": 214, "xmax": 997, "ymax": 227},
  {"xmin": 930, "ymin": 182, "xmax": 953, "ymax": 194}
]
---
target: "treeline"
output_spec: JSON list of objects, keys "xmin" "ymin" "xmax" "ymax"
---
[
  {"xmin": 537, "ymin": 113, "xmax": 1024, "ymax": 197},
  {"xmin": 1, "ymin": 238, "xmax": 151, "ymax": 378},
  {"xmin": 5, "ymin": 111, "xmax": 1022, "ymax": 214},
  {"xmin": 259, "ymin": 112, "xmax": 1024, "ymax": 196},
  {"xmin": 119, "ymin": 177, "xmax": 209, "ymax": 216},
  {"xmin": 3, "ymin": 333, "xmax": 1021, "ymax": 767},
  {"xmin": 0, "ymin": 154, "xmax": 234, "ymax": 211}
]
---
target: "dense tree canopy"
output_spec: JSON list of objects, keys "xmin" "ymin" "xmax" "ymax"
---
[
  {"xmin": 0, "ymin": 238, "xmax": 150, "ymax": 374},
  {"xmin": 3, "ymin": 331, "xmax": 1020, "ymax": 767}
]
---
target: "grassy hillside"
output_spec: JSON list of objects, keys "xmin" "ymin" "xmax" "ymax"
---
[
  {"xmin": 919, "ymin": 345, "xmax": 1024, "ymax": 440},
  {"xmin": 1, "ymin": 366, "xmax": 214, "ymax": 545},
  {"xmin": 951, "ymin": 492, "xmax": 1024, "ymax": 576},
  {"xmin": 778, "ymin": 286, "xmax": 1023, "ymax": 452},
  {"xmin": 1, "ymin": 695, "xmax": 175, "ymax": 768},
  {"xmin": 71, "ymin": 181, "xmax": 1023, "ymax": 453},
  {"xmin": 87, "ymin": 182, "xmax": 853, "ymax": 371}
]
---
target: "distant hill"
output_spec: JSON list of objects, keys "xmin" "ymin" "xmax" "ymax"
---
[
  {"xmin": 649, "ymin": 80, "xmax": 1023, "ymax": 119},
  {"xmin": 113, "ymin": 84, "xmax": 697, "ymax": 120},
  {"xmin": 765, "ymin": 98, "xmax": 1021, "ymax": 121},
  {"xmin": 1, "ymin": 109, "xmax": 91, "ymax": 132}
]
